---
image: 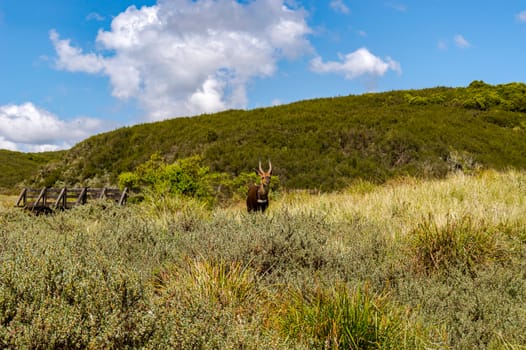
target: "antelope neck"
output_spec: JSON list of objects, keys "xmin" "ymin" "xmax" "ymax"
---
[{"xmin": 258, "ymin": 182, "xmax": 269, "ymax": 196}]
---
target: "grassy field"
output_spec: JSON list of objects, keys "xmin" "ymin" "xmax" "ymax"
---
[
  {"xmin": 0, "ymin": 195, "xmax": 15, "ymax": 208},
  {"xmin": 1, "ymin": 170, "xmax": 525, "ymax": 349}
]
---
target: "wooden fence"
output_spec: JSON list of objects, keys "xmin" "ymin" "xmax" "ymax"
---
[{"xmin": 15, "ymin": 187, "xmax": 128, "ymax": 213}]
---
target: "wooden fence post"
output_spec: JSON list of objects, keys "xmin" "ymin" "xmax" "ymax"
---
[
  {"xmin": 118, "ymin": 187, "xmax": 128, "ymax": 206},
  {"xmin": 32, "ymin": 187, "xmax": 48, "ymax": 212},
  {"xmin": 15, "ymin": 188, "xmax": 27, "ymax": 207},
  {"xmin": 54, "ymin": 187, "xmax": 67, "ymax": 210}
]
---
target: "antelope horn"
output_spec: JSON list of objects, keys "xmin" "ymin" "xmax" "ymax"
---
[
  {"xmin": 268, "ymin": 160, "xmax": 272, "ymax": 173},
  {"xmin": 259, "ymin": 159, "xmax": 263, "ymax": 173}
]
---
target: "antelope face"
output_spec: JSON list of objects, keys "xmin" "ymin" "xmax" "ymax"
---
[{"xmin": 256, "ymin": 160, "xmax": 272, "ymax": 187}]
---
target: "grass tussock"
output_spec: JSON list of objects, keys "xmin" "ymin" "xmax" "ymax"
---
[
  {"xmin": 153, "ymin": 258, "xmax": 258, "ymax": 311},
  {"xmin": 408, "ymin": 214, "xmax": 508, "ymax": 274},
  {"xmin": 273, "ymin": 284, "xmax": 424, "ymax": 349},
  {"xmin": 0, "ymin": 170, "xmax": 525, "ymax": 348}
]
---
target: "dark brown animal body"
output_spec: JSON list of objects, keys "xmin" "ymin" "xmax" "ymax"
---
[{"xmin": 246, "ymin": 160, "xmax": 272, "ymax": 213}]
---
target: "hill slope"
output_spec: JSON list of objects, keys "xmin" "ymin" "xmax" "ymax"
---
[
  {"xmin": 0, "ymin": 150, "xmax": 64, "ymax": 193},
  {"xmin": 32, "ymin": 81, "xmax": 526, "ymax": 190}
]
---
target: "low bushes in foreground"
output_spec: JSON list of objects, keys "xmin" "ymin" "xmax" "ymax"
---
[{"xmin": 0, "ymin": 170, "xmax": 525, "ymax": 348}]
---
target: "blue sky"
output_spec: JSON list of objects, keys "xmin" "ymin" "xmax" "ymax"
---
[{"xmin": 1, "ymin": 0, "xmax": 526, "ymax": 152}]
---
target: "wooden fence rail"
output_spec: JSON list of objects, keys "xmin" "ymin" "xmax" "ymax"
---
[{"xmin": 15, "ymin": 187, "xmax": 128, "ymax": 213}]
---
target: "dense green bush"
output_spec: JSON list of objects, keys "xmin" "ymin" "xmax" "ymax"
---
[
  {"xmin": 118, "ymin": 153, "xmax": 280, "ymax": 207},
  {"xmin": 119, "ymin": 154, "xmax": 214, "ymax": 199}
]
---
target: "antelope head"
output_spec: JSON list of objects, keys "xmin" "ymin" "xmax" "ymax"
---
[{"xmin": 256, "ymin": 160, "xmax": 272, "ymax": 191}]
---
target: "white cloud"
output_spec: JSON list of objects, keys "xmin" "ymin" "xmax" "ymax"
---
[
  {"xmin": 50, "ymin": 0, "xmax": 312, "ymax": 120},
  {"xmin": 0, "ymin": 137, "xmax": 17, "ymax": 151},
  {"xmin": 310, "ymin": 47, "xmax": 401, "ymax": 80},
  {"xmin": 188, "ymin": 77, "xmax": 226, "ymax": 114},
  {"xmin": 386, "ymin": 2, "xmax": 407, "ymax": 12},
  {"xmin": 438, "ymin": 34, "xmax": 473, "ymax": 51},
  {"xmin": 0, "ymin": 103, "xmax": 104, "ymax": 152},
  {"xmin": 358, "ymin": 30, "xmax": 368, "ymax": 37},
  {"xmin": 454, "ymin": 34, "xmax": 471, "ymax": 48},
  {"xmin": 330, "ymin": 0, "xmax": 350, "ymax": 14},
  {"xmin": 50, "ymin": 30, "xmax": 105, "ymax": 74},
  {"xmin": 516, "ymin": 11, "xmax": 526, "ymax": 22},
  {"xmin": 86, "ymin": 12, "xmax": 105, "ymax": 21},
  {"xmin": 437, "ymin": 39, "xmax": 448, "ymax": 51}
]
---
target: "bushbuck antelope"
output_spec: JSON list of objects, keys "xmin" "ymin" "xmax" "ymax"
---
[{"xmin": 246, "ymin": 160, "xmax": 272, "ymax": 213}]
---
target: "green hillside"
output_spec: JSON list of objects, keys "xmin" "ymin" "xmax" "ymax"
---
[
  {"xmin": 31, "ymin": 81, "xmax": 526, "ymax": 190},
  {"xmin": 0, "ymin": 150, "xmax": 64, "ymax": 193}
]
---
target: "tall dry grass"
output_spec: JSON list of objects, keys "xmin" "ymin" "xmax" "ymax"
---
[
  {"xmin": 273, "ymin": 170, "xmax": 526, "ymax": 235},
  {"xmin": 0, "ymin": 195, "xmax": 17, "ymax": 210}
]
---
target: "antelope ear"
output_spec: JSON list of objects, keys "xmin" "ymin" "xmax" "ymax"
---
[{"xmin": 254, "ymin": 168, "xmax": 260, "ymax": 175}]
